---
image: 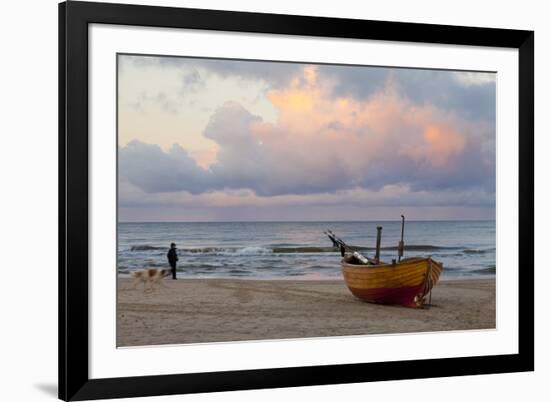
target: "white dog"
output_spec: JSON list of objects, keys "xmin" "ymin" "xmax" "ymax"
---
[{"xmin": 131, "ymin": 268, "xmax": 171, "ymax": 292}]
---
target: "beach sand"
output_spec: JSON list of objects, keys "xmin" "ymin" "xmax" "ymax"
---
[{"xmin": 117, "ymin": 277, "xmax": 495, "ymax": 347}]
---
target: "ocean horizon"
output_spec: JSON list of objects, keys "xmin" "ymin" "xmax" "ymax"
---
[
  {"xmin": 119, "ymin": 219, "xmax": 496, "ymax": 223},
  {"xmin": 117, "ymin": 220, "xmax": 496, "ymax": 280}
]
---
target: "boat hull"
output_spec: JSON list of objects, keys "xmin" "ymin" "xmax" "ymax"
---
[{"xmin": 341, "ymin": 257, "xmax": 443, "ymax": 307}]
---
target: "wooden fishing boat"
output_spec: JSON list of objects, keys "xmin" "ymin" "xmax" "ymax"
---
[
  {"xmin": 341, "ymin": 256, "xmax": 443, "ymax": 308},
  {"xmin": 326, "ymin": 216, "xmax": 443, "ymax": 308}
]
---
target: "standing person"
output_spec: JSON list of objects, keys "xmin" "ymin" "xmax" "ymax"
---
[{"xmin": 167, "ymin": 242, "xmax": 178, "ymax": 280}]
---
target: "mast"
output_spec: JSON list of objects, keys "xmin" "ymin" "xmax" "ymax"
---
[
  {"xmin": 398, "ymin": 215, "xmax": 405, "ymax": 262},
  {"xmin": 375, "ymin": 226, "xmax": 383, "ymax": 263}
]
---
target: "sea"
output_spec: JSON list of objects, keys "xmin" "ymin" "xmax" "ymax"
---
[{"xmin": 117, "ymin": 221, "xmax": 496, "ymax": 280}]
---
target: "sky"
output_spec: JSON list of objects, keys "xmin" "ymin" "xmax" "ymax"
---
[{"xmin": 117, "ymin": 54, "xmax": 496, "ymax": 222}]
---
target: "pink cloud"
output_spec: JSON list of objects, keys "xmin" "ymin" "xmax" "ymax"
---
[
  {"xmin": 244, "ymin": 66, "xmax": 484, "ymax": 186},
  {"xmin": 120, "ymin": 65, "xmax": 494, "ymax": 202}
]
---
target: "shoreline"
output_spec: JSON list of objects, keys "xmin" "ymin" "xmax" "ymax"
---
[
  {"xmin": 117, "ymin": 277, "xmax": 495, "ymax": 347},
  {"xmin": 117, "ymin": 273, "xmax": 495, "ymax": 281}
]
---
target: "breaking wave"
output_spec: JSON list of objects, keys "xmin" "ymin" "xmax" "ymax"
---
[
  {"xmin": 463, "ymin": 248, "xmax": 491, "ymax": 254},
  {"xmin": 129, "ymin": 244, "xmax": 466, "ymax": 254},
  {"xmin": 472, "ymin": 266, "xmax": 496, "ymax": 274},
  {"xmin": 130, "ymin": 245, "xmax": 165, "ymax": 251}
]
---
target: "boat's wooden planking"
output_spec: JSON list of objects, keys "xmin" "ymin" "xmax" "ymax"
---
[
  {"xmin": 342, "ymin": 258, "xmax": 437, "ymax": 288},
  {"xmin": 340, "ymin": 257, "xmax": 443, "ymax": 307}
]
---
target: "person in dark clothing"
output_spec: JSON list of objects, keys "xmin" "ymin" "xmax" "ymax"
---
[{"xmin": 167, "ymin": 242, "xmax": 179, "ymax": 279}]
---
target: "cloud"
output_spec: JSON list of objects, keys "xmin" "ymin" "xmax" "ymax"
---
[
  {"xmin": 119, "ymin": 182, "xmax": 494, "ymax": 210},
  {"xmin": 320, "ymin": 66, "xmax": 496, "ymax": 121},
  {"xmin": 119, "ymin": 65, "xmax": 495, "ymax": 203},
  {"xmin": 118, "ymin": 179, "xmax": 495, "ymax": 222},
  {"xmin": 120, "ymin": 55, "xmax": 496, "ymax": 124},
  {"xmin": 120, "ymin": 54, "xmax": 301, "ymax": 88},
  {"xmin": 118, "ymin": 140, "xmax": 216, "ymax": 194}
]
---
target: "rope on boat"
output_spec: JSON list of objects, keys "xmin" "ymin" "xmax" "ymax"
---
[{"xmin": 425, "ymin": 258, "xmax": 433, "ymax": 308}]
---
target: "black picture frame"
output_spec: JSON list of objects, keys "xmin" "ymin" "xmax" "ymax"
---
[{"xmin": 59, "ymin": 1, "xmax": 534, "ymax": 400}]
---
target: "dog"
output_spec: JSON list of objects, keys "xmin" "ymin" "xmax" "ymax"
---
[{"xmin": 131, "ymin": 268, "xmax": 171, "ymax": 292}]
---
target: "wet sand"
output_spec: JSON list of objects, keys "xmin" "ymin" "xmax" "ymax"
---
[{"xmin": 117, "ymin": 277, "xmax": 495, "ymax": 347}]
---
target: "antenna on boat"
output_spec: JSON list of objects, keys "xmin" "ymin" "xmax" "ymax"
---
[
  {"xmin": 398, "ymin": 215, "xmax": 405, "ymax": 262},
  {"xmin": 375, "ymin": 226, "xmax": 383, "ymax": 263}
]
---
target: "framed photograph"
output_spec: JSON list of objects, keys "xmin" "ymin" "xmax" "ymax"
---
[{"xmin": 59, "ymin": 1, "xmax": 534, "ymax": 400}]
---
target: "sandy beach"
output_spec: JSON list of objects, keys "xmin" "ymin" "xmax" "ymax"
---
[{"xmin": 117, "ymin": 277, "xmax": 495, "ymax": 347}]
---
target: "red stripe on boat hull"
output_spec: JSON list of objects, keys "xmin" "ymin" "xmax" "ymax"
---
[{"xmin": 347, "ymin": 284, "xmax": 425, "ymax": 307}]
